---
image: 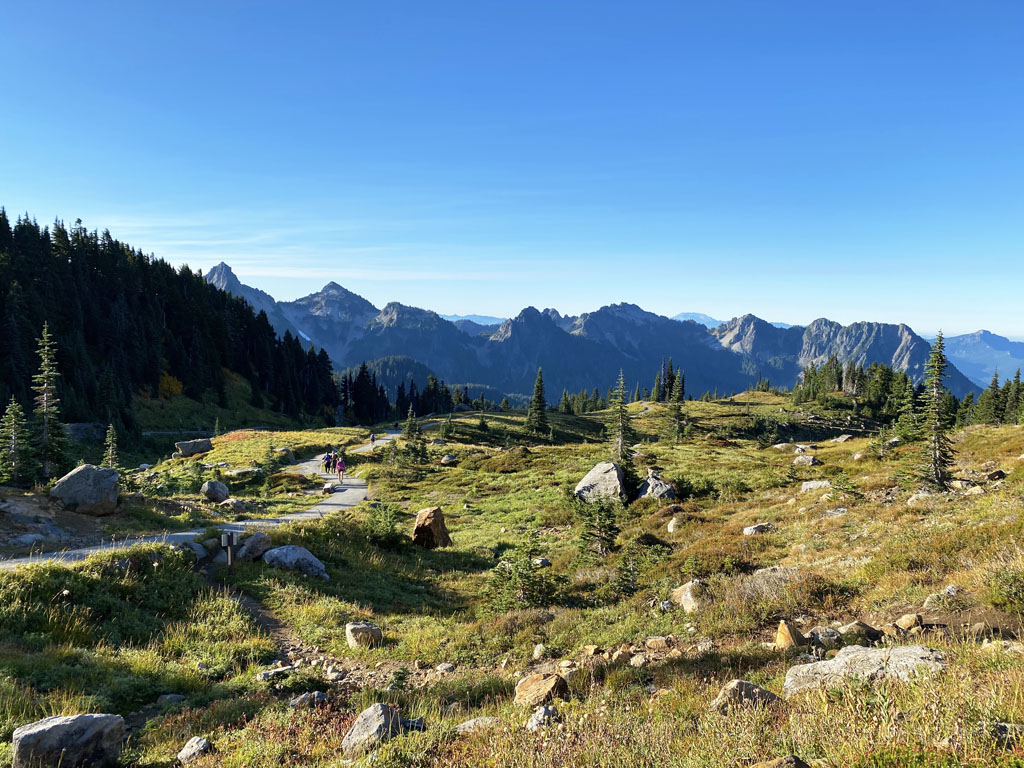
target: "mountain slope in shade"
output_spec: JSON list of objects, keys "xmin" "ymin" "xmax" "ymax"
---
[
  {"xmin": 713, "ymin": 316, "xmax": 977, "ymax": 397},
  {"xmin": 943, "ymin": 331, "xmax": 1024, "ymax": 387},
  {"xmin": 203, "ymin": 263, "xmax": 977, "ymax": 400},
  {"xmin": 206, "ymin": 262, "xmax": 304, "ymax": 339}
]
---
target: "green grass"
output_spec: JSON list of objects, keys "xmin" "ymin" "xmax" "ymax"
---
[{"xmin": 3, "ymin": 396, "xmax": 1024, "ymax": 766}]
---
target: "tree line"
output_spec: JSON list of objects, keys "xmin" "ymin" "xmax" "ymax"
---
[{"xmin": 0, "ymin": 211, "xmax": 340, "ymax": 442}]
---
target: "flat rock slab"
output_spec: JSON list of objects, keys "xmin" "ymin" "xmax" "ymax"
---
[
  {"xmin": 784, "ymin": 644, "xmax": 946, "ymax": 696},
  {"xmin": 13, "ymin": 714, "xmax": 125, "ymax": 768},
  {"xmin": 514, "ymin": 672, "xmax": 569, "ymax": 707}
]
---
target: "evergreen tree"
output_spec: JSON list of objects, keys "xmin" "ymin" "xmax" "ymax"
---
[
  {"xmin": 955, "ymin": 391, "xmax": 975, "ymax": 427},
  {"xmin": 558, "ymin": 388, "xmax": 571, "ymax": 414},
  {"xmin": 574, "ymin": 498, "xmax": 620, "ymax": 559},
  {"xmin": 918, "ymin": 332, "xmax": 955, "ymax": 491},
  {"xmin": 402, "ymin": 405, "xmax": 421, "ymax": 440},
  {"xmin": 892, "ymin": 374, "xmax": 919, "ymax": 441},
  {"xmin": 671, "ymin": 370, "xmax": 685, "ymax": 402},
  {"xmin": 30, "ymin": 323, "xmax": 69, "ymax": 480},
  {"xmin": 631, "ymin": 383, "xmax": 640, "ymax": 403},
  {"xmin": 0, "ymin": 397, "xmax": 31, "ymax": 486},
  {"xmin": 609, "ymin": 369, "xmax": 637, "ymax": 462},
  {"xmin": 525, "ymin": 367, "xmax": 548, "ymax": 434},
  {"xmin": 652, "ymin": 372, "xmax": 662, "ymax": 404},
  {"xmin": 670, "ymin": 402, "xmax": 687, "ymax": 443},
  {"xmin": 102, "ymin": 424, "xmax": 118, "ymax": 469},
  {"xmin": 1003, "ymin": 369, "xmax": 1022, "ymax": 425},
  {"xmin": 499, "ymin": 396, "xmax": 511, "ymax": 412},
  {"xmin": 974, "ymin": 370, "xmax": 1002, "ymax": 425}
]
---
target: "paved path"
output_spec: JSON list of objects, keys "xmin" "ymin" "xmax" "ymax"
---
[{"xmin": 0, "ymin": 429, "xmax": 404, "ymax": 571}]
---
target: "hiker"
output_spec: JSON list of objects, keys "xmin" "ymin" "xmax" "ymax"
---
[
  {"xmin": 337, "ymin": 457, "xmax": 346, "ymax": 483},
  {"xmin": 321, "ymin": 452, "xmax": 330, "ymax": 473},
  {"xmin": 370, "ymin": 432, "xmax": 376, "ymax": 446}
]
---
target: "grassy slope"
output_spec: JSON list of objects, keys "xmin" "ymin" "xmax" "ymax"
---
[{"xmin": 2, "ymin": 396, "xmax": 1024, "ymax": 766}]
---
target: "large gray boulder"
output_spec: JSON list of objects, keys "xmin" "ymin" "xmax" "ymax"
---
[
  {"xmin": 201, "ymin": 480, "xmax": 229, "ymax": 503},
  {"xmin": 263, "ymin": 545, "xmax": 329, "ymax": 580},
  {"xmin": 12, "ymin": 714, "xmax": 125, "ymax": 768},
  {"xmin": 346, "ymin": 621, "xmax": 384, "ymax": 648},
  {"xmin": 638, "ymin": 469, "xmax": 676, "ymax": 500},
  {"xmin": 341, "ymin": 703, "xmax": 421, "ymax": 756},
  {"xmin": 49, "ymin": 465, "xmax": 119, "ymax": 516},
  {"xmin": 783, "ymin": 644, "xmax": 946, "ymax": 696},
  {"xmin": 574, "ymin": 462, "xmax": 625, "ymax": 502},
  {"xmin": 177, "ymin": 736, "xmax": 212, "ymax": 763},
  {"xmin": 237, "ymin": 531, "xmax": 272, "ymax": 562},
  {"xmin": 175, "ymin": 438, "xmax": 213, "ymax": 457},
  {"xmin": 710, "ymin": 679, "xmax": 781, "ymax": 712}
]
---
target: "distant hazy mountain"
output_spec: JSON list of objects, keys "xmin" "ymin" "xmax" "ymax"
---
[
  {"xmin": 943, "ymin": 331, "xmax": 1024, "ymax": 387},
  {"xmin": 441, "ymin": 313, "xmax": 506, "ymax": 325},
  {"xmin": 205, "ymin": 264, "xmax": 978, "ymax": 399},
  {"xmin": 674, "ymin": 312, "xmax": 794, "ymax": 331},
  {"xmin": 673, "ymin": 312, "xmax": 723, "ymax": 328}
]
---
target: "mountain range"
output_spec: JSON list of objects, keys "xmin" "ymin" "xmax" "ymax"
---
[{"xmin": 206, "ymin": 263, "xmax": 981, "ymax": 399}]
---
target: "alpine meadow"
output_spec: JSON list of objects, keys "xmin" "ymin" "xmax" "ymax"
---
[{"xmin": 3, "ymin": 3, "xmax": 1024, "ymax": 768}]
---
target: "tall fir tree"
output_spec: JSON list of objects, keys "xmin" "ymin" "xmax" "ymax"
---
[
  {"xmin": 525, "ymin": 367, "xmax": 548, "ymax": 434},
  {"xmin": 31, "ymin": 323, "xmax": 69, "ymax": 480},
  {"xmin": 671, "ymin": 370, "xmax": 685, "ymax": 402},
  {"xmin": 610, "ymin": 369, "xmax": 637, "ymax": 462},
  {"xmin": 1003, "ymin": 369, "xmax": 1022, "ymax": 425},
  {"xmin": 974, "ymin": 370, "xmax": 1002, "ymax": 425},
  {"xmin": 102, "ymin": 424, "xmax": 119, "ymax": 469},
  {"xmin": 0, "ymin": 397, "xmax": 31, "ymax": 486},
  {"xmin": 402, "ymin": 404, "xmax": 421, "ymax": 440},
  {"xmin": 670, "ymin": 402, "xmax": 687, "ymax": 443},
  {"xmin": 918, "ymin": 332, "xmax": 955, "ymax": 490}
]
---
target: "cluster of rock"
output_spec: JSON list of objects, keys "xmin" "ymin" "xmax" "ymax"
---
[{"xmin": 574, "ymin": 461, "xmax": 676, "ymax": 504}]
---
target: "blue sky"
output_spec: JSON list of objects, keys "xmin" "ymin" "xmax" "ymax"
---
[{"xmin": 2, "ymin": 2, "xmax": 1023, "ymax": 335}]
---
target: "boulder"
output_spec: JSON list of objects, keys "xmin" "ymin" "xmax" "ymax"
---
[
  {"xmin": 218, "ymin": 498, "xmax": 246, "ymax": 513},
  {"xmin": 174, "ymin": 541, "xmax": 209, "ymax": 562},
  {"xmin": 751, "ymin": 758, "xmax": 812, "ymax": 768},
  {"xmin": 514, "ymin": 673, "xmax": 568, "ymax": 707},
  {"xmin": 436, "ymin": 662, "xmax": 455, "ymax": 673},
  {"xmin": 455, "ymin": 716, "xmax": 499, "ymax": 735},
  {"xmin": 907, "ymin": 491, "xmax": 933, "ymax": 508},
  {"xmin": 289, "ymin": 691, "xmax": 327, "ymax": 708},
  {"xmin": 667, "ymin": 517, "xmax": 681, "ymax": 533},
  {"xmin": 783, "ymin": 644, "xmax": 946, "ymax": 696},
  {"xmin": 775, "ymin": 620, "xmax": 805, "ymax": 650},
  {"xmin": 346, "ymin": 621, "xmax": 384, "ymax": 649},
  {"xmin": 411, "ymin": 506, "xmax": 452, "ymax": 549},
  {"xmin": 792, "ymin": 455, "xmax": 822, "ymax": 467},
  {"xmin": 275, "ymin": 447, "xmax": 295, "ymax": 462},
  {"xmin": 574, "ymin": 462, "xmax": 626, "ymax": 502},
  {"xmin": 800, "ymin": 480, "xmax": 831, "ymax": 493},
  {"xmin": 638, "ymin": 469, "xmax": 676, "ymax": 500},
  {"xmin": 525, "ymin": 705, "xmax": 560, "ymax": 732},
  {"xmin": 341, "ymin": 703, "xmax": 422, "ymax": 756},
  {"xmin": 839, "ymin": 620, "xmax": 882, "ymax": 644},
  {"xmin": 440, "ymin": 454, "xmax": 457, "ymax": 465},
  {"xmin": 533, "ymin": 643, "xmax": 546, "ymax": 660},
  {"xmin": 12, "ymin": 714, "xmax": 125, "ymax": 768},
  {"xmin": 201, "ymin": 480, "xmax": 229, "ymax": 503},
  {"xmin": 808, "ymin": 626, "xmax": 843, "ymax": 650},
  {"xmin": 237, "ymin": 532, "xmax": 272, "ymax": 562},
  {"xmin": 830, "ymin": 434, "xmax": 854, "ymax": 443},
  {"xmin": 177, "ymin": 736, "xmax": 213, "ymax": 764},
  {"xmin": 48, "ymin": 465, "xmax": 119, "ymax": 516},
  {"xmin": 743, "ymin": 523, "xmax": 775, "ymax": 536},
  {"xmin": 263, "ymin": 545, "xmax": 329, "ymax": 580},
  {"xmin": 895, "ymin": 613, "xmax": 922, "ymax": 631},
  {"xmin": 669, "ymin": 580, "xmax": 706, "ymax": 613},
  {"xmin": 175, "ymin": 438, "xmax": 213, "ymax": 457},
  {"xmin": 709, "ymin": 679, "xmax": 781, "ymax": 712}
]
